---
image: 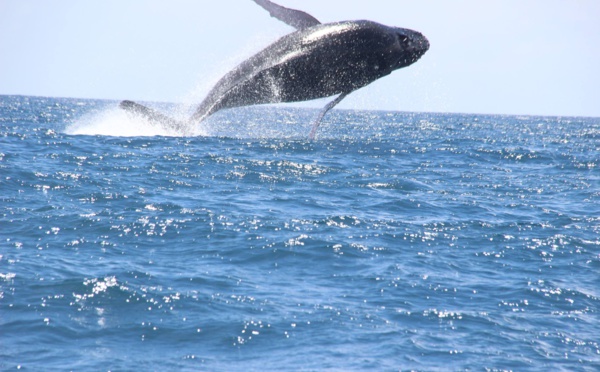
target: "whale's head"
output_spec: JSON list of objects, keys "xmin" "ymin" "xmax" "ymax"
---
[{"xmin": 390, "ymin": 27, "xmax": 429, "ymax": 69}]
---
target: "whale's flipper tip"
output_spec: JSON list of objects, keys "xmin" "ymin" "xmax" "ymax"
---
[
  {"xmin": 253, "ymin": 0, "xmax": 320, "ymax": 30},
  {"xmin": 119, "ymin": 100, "xmax": 139, "ymax": 111},
  {"xmin": 119, "ymin": 100, "xmax": 189, "ymax": 135},
  {"xmin": 119, "ymin": 100, "xmax": 165, "ymax": 120}
]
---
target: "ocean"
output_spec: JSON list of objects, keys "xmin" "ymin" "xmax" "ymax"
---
[{"xmin": 1, "ymin": 95, "xmax": 599, "ymax": 370}]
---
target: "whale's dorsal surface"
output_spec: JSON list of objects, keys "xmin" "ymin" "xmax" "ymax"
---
[
  {"xmin": 119, "ymin": 1, "xmax": 429, "ymax": 139},
  {"xmin": 253, "ymin": 0, "xmax": 321, "ymax": 30}
]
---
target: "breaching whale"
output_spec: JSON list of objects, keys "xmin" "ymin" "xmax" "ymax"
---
[{"xmin": 120, "ymin": 0, "xmax": 429, "ymax": 138}]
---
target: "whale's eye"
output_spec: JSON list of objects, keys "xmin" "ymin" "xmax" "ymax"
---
[{"xmin": 397, "ymin": 34, "xmax": 409, "ymax": 46}]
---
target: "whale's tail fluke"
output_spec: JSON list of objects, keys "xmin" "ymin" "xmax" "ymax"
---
[{"xmin": 119, "ymin": 100, "xmax": 190, "ymax": 135}]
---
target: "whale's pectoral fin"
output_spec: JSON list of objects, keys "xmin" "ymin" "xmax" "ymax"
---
[
  {"xmin": 253, "ymin": 0, "xmax": 320, "ymax": 30},
  {"xmin": 119, "ymin": 100, "xmax": 189, "ymax": 134},
  {"xmin": 308, "ymin": 92, "xmax": 350, "ymax": 140}
]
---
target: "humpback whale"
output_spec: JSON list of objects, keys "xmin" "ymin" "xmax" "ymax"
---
[{"xmin": 120, "ymin": 0, "xmax": 429, "ymax": 138}]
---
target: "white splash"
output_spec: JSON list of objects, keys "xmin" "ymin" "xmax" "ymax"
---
[{"xmin": 65, "ymin": 106, "xmax": 206, "ymax": 137}]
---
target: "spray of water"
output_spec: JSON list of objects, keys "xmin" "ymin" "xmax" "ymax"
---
[
  {"xmin": 63, "ymin": 26, "xmax": 315, "ymax": 138},
  {"xmin": 64, "ymin": 105, "xmax": 207, "ymax": 137},
  {"xmin": 63, "ymin": 41, "xmax": 267, "ymax": 138}
]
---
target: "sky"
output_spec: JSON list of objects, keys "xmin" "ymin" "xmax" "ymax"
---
[{"xmin": 1, "ymin": 0, "xmax": 599, "ymax": 117}]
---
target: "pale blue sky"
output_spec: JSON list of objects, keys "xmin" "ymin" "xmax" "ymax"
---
[{"xmin": 1, "ymin": 0, "xmax": 599, "ymax": 117}]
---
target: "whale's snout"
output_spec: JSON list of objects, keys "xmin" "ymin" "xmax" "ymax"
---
[
  {"xmin": 392, "ymin": 27, "xmax": 429, "ymax": 68},
  {"xmin": 398, "ymin": 29, "xmax": 429, "ymax": 54},
  {"xmin": 415, "ymin": 32, "xmax": 429, "ymax": 53}
]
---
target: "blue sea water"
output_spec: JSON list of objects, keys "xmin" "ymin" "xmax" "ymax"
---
[{"xmin": 1, "ymin": 94, "xmax": 599, "ymax": 370}]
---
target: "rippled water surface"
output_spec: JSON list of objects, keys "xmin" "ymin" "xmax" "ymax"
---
[{"xmin": 1, "ymin": 95, "xmax": 599, "ymax": 370}]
